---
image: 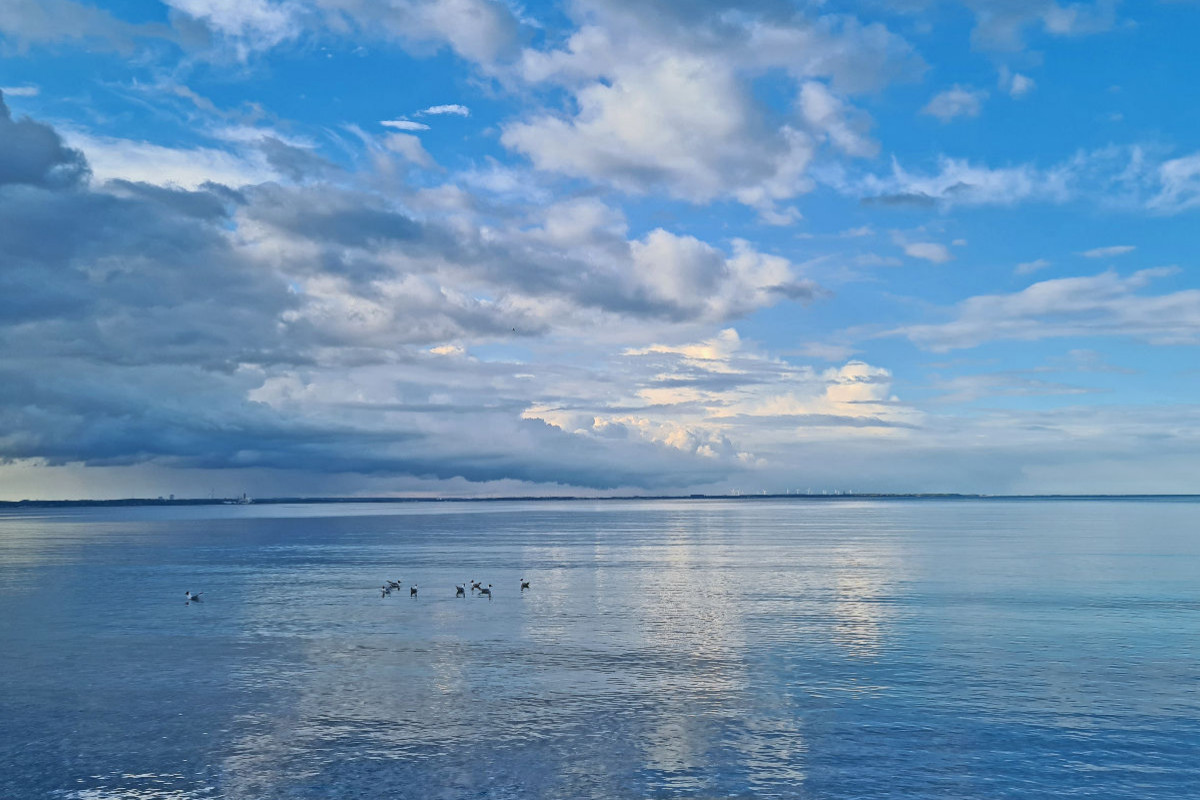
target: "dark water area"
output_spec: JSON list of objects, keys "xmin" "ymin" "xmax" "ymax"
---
[{"xmin": 1, "ymin": 498, "xmax": 1197, "ymax": 799}]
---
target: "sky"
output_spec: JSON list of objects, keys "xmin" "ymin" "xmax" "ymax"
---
[{"xmin": 1, "ymin": 0, "xmax": 1200, "ymax": 499}]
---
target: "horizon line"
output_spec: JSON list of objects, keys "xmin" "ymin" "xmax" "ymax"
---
[{"xmin": 3, "ymin": 492, "xmax": 1200, "ymax": 508}]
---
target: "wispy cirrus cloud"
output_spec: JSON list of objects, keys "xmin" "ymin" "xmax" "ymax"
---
[
  {"xmin": 381, "ymin": 119, "xmax": 430, "ymax": 131},
  {"xmin": 839, "ymin": 144, "xmax": 1200, "ymax": 214},
  {"xmin": 1080, "ymin": 245, "xmax": 1135, "ymax": 258},
  {"xmin": 1015, "ymin": 258, "xmax": 1051, "ymax": 275},
  {"xmin": 892, "ymin": 268, "xmax": 1200, "ymax": 351}
]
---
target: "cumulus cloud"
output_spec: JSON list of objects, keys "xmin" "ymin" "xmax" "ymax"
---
[
  {"xmin": 501, "ymin": 3, "xmax": 921, "ymax": 218},
  {"xmin": 921, "ymin": 85, "xmax": 988, "ymax": 121},
  {"xmin": 503, "ymin": 52, "xmax": 818, "ymax": 210},
  {"xmin": 524, "ymin": 328, "xmax": 919, "ymax": 473},
  {"xmin": 0, "ymin": 92, "xmax": 89, "ymax": 187},
  {"xmin": 0, "ymin": 99, "xmax": 832, "ymax": 494},
  {"xmin": 892, "ymin": 268, "xmax": 1200, "ymax": 351}
]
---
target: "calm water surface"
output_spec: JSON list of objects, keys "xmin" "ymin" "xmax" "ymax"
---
[{"xmin": 1, "ymin": 498, "xmax": 1197, "ymax": 799}]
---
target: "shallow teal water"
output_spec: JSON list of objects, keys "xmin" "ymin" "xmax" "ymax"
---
[{"xmin": 1, "ymin": 498, "xmax": 1197, "ymax": 798}]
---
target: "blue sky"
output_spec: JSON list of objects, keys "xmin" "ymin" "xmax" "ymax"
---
[{"xmin": 2, "ymin": 0, "xmax": 1199, "ymax": 499}]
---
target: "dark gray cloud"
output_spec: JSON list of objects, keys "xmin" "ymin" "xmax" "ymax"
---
[
  {"xmin": 0, "ymin": 356, "xmax": 728, "ymax": 489},
  {"xmin": 0, "ymin": 91, "xmax": 88, "ymax": 188},
  {"xmin": 258, "ymin": 137, "xmax": 340, "ymax": 184},
  {"xmin": 0, "ymin": 180, "xmax": 295, "ymax": 364},
  {"xmin": 0, "ymin": 103, "xmax": 783, "ymax": 492}
]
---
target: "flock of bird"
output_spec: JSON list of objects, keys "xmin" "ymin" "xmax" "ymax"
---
[
  {"xmin": 184, "ymin": 580, "xmax": 533, "ymax": 604},
  {"xmin": 379, "ymin": 579, "xmax": 530, "ymax": 599}
]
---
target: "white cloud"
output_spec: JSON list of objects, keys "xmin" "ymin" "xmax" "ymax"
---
[
  {"xmin": 956, "ymin": 0, "xmax": 1119, "ymax": 51},
  {"xmin": 892, "ymin": 268, "xmax": 1200, "ymax": 351},
  {"xmin": 420, "ymin": 104, "xmax": 470, "ymax": 116},
  {"xmin": 799, "ymin": 81, "xmax": 878, "ymax": 158},
  {"xmin": 525, "ymin": 328, "xmax": 917, "ymax": 471},
  {"xmin": 849, "ymin": 154, "xmax": 1073, "ymax": 207},
  {"xmin": 840, "ymin": 144, "xmax": 1200, "ymax": 214},
  {"xmin": 381, "ymin": 119, "xmax": 430, "ymax": 131},
  {"xmin": 997, "ymin": 65, "xmax": 1036, "ymax": 99},
  {"xmin": 903, "ymin": 241, "xmax": 954, "ymax": 263},
  {"xmin": 1015, "ymin": 258, "xmax": 1052, "ymax": 275},
  {"xmin": 921, "ymin": 85, "xmax": 987, "ymax": 122},
  {"xmin": 1080, "ymin": 245, "xmax": 1135, "ymax": 258},
  {"xmin": 1151, "ymin": 152, "xmax": 1200, "ymax": 212},
  {"xmin": 503, "ymin": 52, "xmax": 817, "ymax": 213},
  {"xmin": 0, "ymin": 0, "xmax": 168, "ymax": 51},
  {"xmin": 1008, "ymin": 73, "xmax": 1035, "ymax": 98},
  {"xmin": 930, "ymin": 372, "xmax": 1097, "ymax": 404},
  {"xmin": 1, "ymin": 85, "xmax": 39, "ymax": 97},
  {"xmin": 162, "ymin": 0, "xmax": 303, "ymax": 54},
  {"xmin": 629, "ymin": 231, "xmax": 817, "ymax": 321},
  {"xmin": 502, "ymin": 6, "xmax": 921, "ymax": 218},
  {"xmin": 382, "ymin": 132, "xmax": 435, "ymax": 167},
  {"xmin": 314, "ymin": 0, "xmax": 519, "ymax": 64},
  {"xmin": 64, "ymin": 130, "xmax": 278, "ymax": 188}
]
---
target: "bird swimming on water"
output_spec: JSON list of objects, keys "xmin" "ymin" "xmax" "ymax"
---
[
  {"xmin": 470, "ymin": 580, "xmax": 482, "ymax": 592},
  {"xmin": 410, "ymin": 585, "xmax": 418, "ymax": 597},
  {"xmin": 479, "ymin": 584, "xmax": 492, "ymax": 599},
  {"xmin": 520, "ymin": 579, "xmax": 530, "ymax": 591},
  {"xmin": 456, "ymin": 585, "xmax": 465, "ymax": 597},
  {"xmin": 185, "ymin": 591, "xmax": 202, "ymax": 602}
]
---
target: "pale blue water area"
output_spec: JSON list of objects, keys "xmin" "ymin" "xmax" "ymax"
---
[{"xmin": 1, "ymin": 498, "xmax": 1198, "ymax": 799}]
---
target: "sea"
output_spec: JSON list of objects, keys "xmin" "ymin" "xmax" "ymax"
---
[{"xmin": 0, "ymin": 497, "xmax": 1197, "ymax": 799}]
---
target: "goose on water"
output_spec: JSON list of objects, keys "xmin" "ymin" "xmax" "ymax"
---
[{"xmin": 479, "ymin": 584, "xmax": 493, "ymax": 598}]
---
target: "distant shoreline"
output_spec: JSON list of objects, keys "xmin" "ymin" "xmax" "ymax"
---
[{"xmin": 2, "ymin": 493, "xmax": 1198, "ymax": 508}]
